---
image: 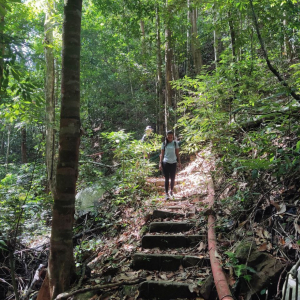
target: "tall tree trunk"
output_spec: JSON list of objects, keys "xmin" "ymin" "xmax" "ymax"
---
[
  {"xmin": 5, "ymin": 126, "xmax": 10, "ymax": 169},
  {"xmin": 55, "ymin": 58, "xmax": 60, "ymax": 105},
  {"xmin": 172, "ymin": 61, "xmax": 179, "ymax": 132},
  {"xmin": 21, "ymin": 127, "xmax": 27, "ymax": 164},
  {"xmin": 213, "ymin": 29, "xmax": 218, "ymax": 69},
  {"xmin": 39, "ymin": 1, "xmax": 83, "ymax": 299},
  {"xmin": 0, "ymin": 12, "xmax": 4, "ymax": 92},
  {"xmin": 186, "ymin": 0, "xmax": 191, "ymax": 76},
  {"xmin": 44, "ymin": 0, "xmax": 56, "ymax": 194},
  {"xmin": 156, "ymin": 5, "xmax": 164, "ymax": 135},
  {"xmin": 228, "ymin": 10, "xmax": 236, "ymax": 58},
  {"xmin": 165, "ymin": 28, "xmax": 172, "ymax": 108},
  {"xmin": 0, "ymin": 132, "xmax": 4, "ymax": 156},
  {"xmin": 283, "ymin": 12, "xmax": 293, "ymax": 60},
  {"xmin": 140, "ymin": 20, "xmax": 146, "ymax": 61},
  {"xmin": 165, "ymin": 0, "xmax": 173, "ymax": 130},
  {"xmin": 213, "ymin": 10, "xmax": 219, "ymax": 70},
  {"xmin": 190, "ymin": 8, "xmax": 202, "ymax": 74}
]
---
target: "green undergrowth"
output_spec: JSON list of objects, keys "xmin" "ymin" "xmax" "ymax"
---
[
  {"xmin": 173, "ymin": 62, "xmax": 300, "ymax": 259},
  {"xmin": 0, "ymin": 130, "xmax": 161, "ymax": 249}
]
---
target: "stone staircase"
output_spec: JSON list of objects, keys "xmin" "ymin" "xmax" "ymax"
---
[{"xmin": 131, "ymin": 193, "xmax": 211, "ymax": 299}]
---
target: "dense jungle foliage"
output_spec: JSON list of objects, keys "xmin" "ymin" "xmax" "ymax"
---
[{"xmin": 0, "ymin": 0, "xmax": 300, "ymax": 299}]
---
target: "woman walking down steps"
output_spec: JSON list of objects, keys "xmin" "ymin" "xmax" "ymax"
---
[{"xmin": 159, "ymin": 130, "xmax": 181, "ymax": 199}]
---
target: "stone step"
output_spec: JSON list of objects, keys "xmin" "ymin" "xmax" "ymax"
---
[
  {"xmin": 142, "ymin": 235, "xmax": 204, "ymax": 249},
  {"xmin": 149, "ymin": 221, "xmax": 195, "ymax": 233},
  {"xmin": 152, "ymin": 210, "xmax": 184, "ymax": 219},
  {"xmin": 165, "ymin": 206, "xmax": 183, "ymax": 210},
  {"xmin": 147, "ymin": 178, "xmax": 186, "ymax": 187},
  {"xmin": 131, "ymin": 253, "xmax": 210, "ymax": 271},
  {"xmin": 139, "ymin": 280, "xmax": 197, "ymax": 299}
]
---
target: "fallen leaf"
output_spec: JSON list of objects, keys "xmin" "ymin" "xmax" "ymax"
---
[
  {"xmin": 263, "ymin": 229, "xmax": 271, "ymax": 239},
  {"xmin": 270, "ymin": 200, "xmax": 281, "ymax": 211},
  {"xmin": 159, "ymin": 274, "xmax": 168, "ymax": 280},
  {"xmin": 279, "ymin": 237, "xmax": 285, "ymax": 245},
  {"xmin": 256, "ymin": 227, "xmax": 265, "ymax": 239},
  {"xmin": 214, "ymin": 250, "xmax": 222, "ymax": 260},
  {"xmin": 125, "ymin": 271, "xmax": 138, "ymax": 278},
  {"xmin": 123, "ymin": 244, "xmax": 135, "ymax": 252},
  {"xmin": 134, "ymin": 290, "xmax": 139, "ymax": 300},
  {"xmin": 197, "ymin": 241, "xmax": 206, "ymax": 252},
  {"xmin": 258, "ymin": 242, "xmax": 268, "ymax": 252},
  {"xmin": 267, "ymin": 242, "xmax": 273, "ymax": 251},
  {"xmin": 238, "ymin": 220, "xmax": 248, "ymax": 228},
  {"xmin": 294, "ymin": 217, "xmax": 300, "ymax": 234},
  {"xmin": 179, "ymin": 272, "xmax": 187, "ymax": 279},
  {"xmin": 166, "ymin": 272, "xmax": 175, "ymax": 279},
  {"xmin": 276, "ymin": 203, "xmax": 286, "ymax": 215},
  {"xmin": 188, "ymin": 284, "xmax": 199, "ymax": 293}
]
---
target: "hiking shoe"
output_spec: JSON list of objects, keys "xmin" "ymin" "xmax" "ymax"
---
[
  {"xmin": 165, "ymin": 193, "xmax": 169, "ymax": 200},
  {"xmin": 169, "ymin": 191, "xmax": 174, "ymax": 198}
]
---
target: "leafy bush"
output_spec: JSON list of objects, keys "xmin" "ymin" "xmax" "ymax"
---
[
  {"xmin": 78, "ymin": 130, "xmax": 162, "ymax": 206},
  {"xmin": 0, "ymin": 162, "xmax": 52, "ymax": 243},
  {"xmin": 173, "ymin": 57, "xmax": 300, "ymax": 210}
]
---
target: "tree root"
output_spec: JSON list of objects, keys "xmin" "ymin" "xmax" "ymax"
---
[{"xmin": 54, "ymin": 278, "xmax": 145, "ymax": 300}]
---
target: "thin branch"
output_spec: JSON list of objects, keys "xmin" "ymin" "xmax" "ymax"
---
[
  {"xmin": 79, "ymin": 160, "xmax": 118, "ymax": 168},
  {"xmin": 54, "ymin": 278, "xmax": 146, "ymax": 300},
  {"xmin": 249, "ymin": 0, "xmax": 300, "ymax": 102}
]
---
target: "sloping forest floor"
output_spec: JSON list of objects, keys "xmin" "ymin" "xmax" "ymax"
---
[{"xmin": 1, "ymin": 148, "xmax": 300, "ymax": 300}]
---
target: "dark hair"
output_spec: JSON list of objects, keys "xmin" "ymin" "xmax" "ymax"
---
[{"xmin": 165, "ymin": 130, "xmax": 175, "ymax": 146}]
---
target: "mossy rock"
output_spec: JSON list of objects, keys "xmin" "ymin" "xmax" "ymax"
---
[
  {"xmin": 199, "ymin": 274, "xmax": 215, "ymax": 300},
  {"xmin": 140, "ymin": 225, "xmax": 148, "ymax": 236},
  {"xmin": 234, "ymin": 240, "xmax": 256, "ymax": 263},
  {"xmin": 74, "ymin": 291, "xmax": 96, "ymax": 300},
  {"xmin": 122, "ymin": 284, "xmax": 139, "ymax": 297}
]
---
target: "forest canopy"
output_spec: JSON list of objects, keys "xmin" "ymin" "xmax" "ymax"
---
[{"xmin": 0, "ymin": 0, "xmax": 300, "ymax": 299}]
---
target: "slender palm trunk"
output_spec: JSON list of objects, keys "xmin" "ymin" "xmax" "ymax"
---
[
  {"xmin": 44, "ymin": 1, "xmax": 56, "ymax": 193},
  {"xmin": 228, "ymin": 10, "xmax": 236, "ymax": 58},
  {"xmin": 190, "ymin": 8, "xmax": 202, "ymax": 74},
  {"xmin": 186, "ymin": 0, "xmax": 190, "ymax": 76},
  {"xmin": 165, "ymin": 0, "xmax": 173, "ymax": 129},
  {"xmin": 21, "ymin": 127, "xmax": 27, "ymax": 164},
  {"xmin": 5, "ymin": 126, "xmax": 10, "ymax": 169},
  {"xmin": 156, "ymin": 6, "xmax": 164, "ymax": 135},
  {"xmin": 47, "ymin": 0, "xmax": 83, "ymax": 298},
  {"xmin": 0, "ymin": 13, "xmax": 5, "ymax": 92}
]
